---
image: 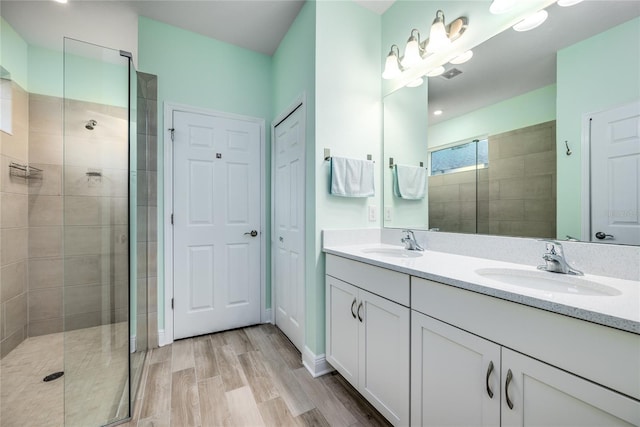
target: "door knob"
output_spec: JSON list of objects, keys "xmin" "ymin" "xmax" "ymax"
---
[
  {"xmin": 595, "ymin": 232, "xmax": 614, "ymax": 240},
  {"xmin": 244, "ymin": 230, "xmax": 258, "ymax": 237}
]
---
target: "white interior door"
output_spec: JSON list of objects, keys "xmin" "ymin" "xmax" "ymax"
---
[
  {"xmin": 590, "ymin": 100, "xmax": 640, "ymax": 245},
  {"xmin": 273, "ymin": 104, "xmax": 305, "ymax": 352},
  {"xmin": 173, "ymin": 110, "xmax": 261, "ymax": 340}
]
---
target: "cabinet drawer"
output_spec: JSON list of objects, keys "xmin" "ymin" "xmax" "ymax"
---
[
  {"xmin": 326, "ymin": 254, "xmax": 410, "ymax": 306},
  {"xmin": 412, "ymin": 276, "xmax": 640, "ymax": 401}
]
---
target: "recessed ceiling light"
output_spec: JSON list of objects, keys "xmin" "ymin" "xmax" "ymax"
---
[
  {"xmin": 450, "ymin": 50, "xmax": 473, "ymax": 65},
  {"xmin": 406, "ymin": 78, "xmax": 424, "ymax": 88},
  {"xmin": 53, "ymin": 0, "xmax": 68, "ymax": 3},
  {"xmin": 557, "ymin": 0, "xmax": 583, "ymax": 6},
  {"xmin": 513, "ymin": 10, "xmax": 548, "ymax": 32},
  {"xmin": 426, "ymin": 66, "xmax": 445, "ymax": 77},
  {"xmin": 434, "ymin": 110, "xmax": 443, "ymax": 116}
]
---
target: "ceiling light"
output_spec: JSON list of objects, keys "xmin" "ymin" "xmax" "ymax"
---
[
  {"xmin": 557, "ymin": 0, "xmax": 584, "ymax": 6},
  {"xmin": 449, "ymin": 50, "xmax": 473, "ymax": 65},
  {"xmin": 513, "ymin": 10, "xmax": 548, "ymax": 32},
  {"xmin": 426, "ymin": 10, "xmax": 451, "ymax": 54},
  {"xmin": 489, "ymin": 0, "xmax": 517, "ymax": 14},
  {"xmin": 406, "ymin": 78, "xmax": 424, "ymax": 88},
  {"xmin": 52, "ymin": 0, "xmax": 68, "ymax": 3},
  {"xmin": 426, "ymin": 66, "xmax": 445, "ymax": 77},
  {"xmin": 382, "ymin": 45, "xmax": 403, "ymax": 80},
  {"xmin": 434, "ymin": 110, "xmax": 443, "ymax": 116},
  {"xmin": 401, "ymin": 29, "xmax": 424, "ymax": 68}
]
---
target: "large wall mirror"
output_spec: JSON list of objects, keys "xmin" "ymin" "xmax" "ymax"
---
[{"xmin": 383, "ymin": 0, "xmax": 640, "ymax": 245}]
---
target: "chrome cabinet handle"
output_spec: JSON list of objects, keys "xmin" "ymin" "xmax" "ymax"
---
[
  {"xmin": 350, "ymin": 298, "xmax": 357, "ymax": 319},
  {"xmin": 357, "ymin": 302, "xmax": 363, "ymax": 322},
  {"xmin": 486, "ymin": 361, "xmax": 494, "ymax": 399},
  {"xmin": 244, "ymin": 230, "xmax": 258, "ymax": 237},
  {"xmin": 505, "ymin": 369, "xmax": 514, "ymax": 410}
]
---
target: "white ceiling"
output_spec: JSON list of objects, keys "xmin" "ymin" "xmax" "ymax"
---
[{"xmin": 0, "ymin": 0, "xmax": 306, "ymax": 57}]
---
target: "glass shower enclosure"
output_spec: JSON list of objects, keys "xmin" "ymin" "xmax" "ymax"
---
[{"xmin": 62, "ymin": 38, "xmax": 147, "ymax": 426}]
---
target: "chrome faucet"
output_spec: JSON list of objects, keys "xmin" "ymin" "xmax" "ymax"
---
[
  {"xmin": 401, "ymin": 229, "xmax": 424, "ymax": 251},
  {"xmin": 537, "ymin": 240, "xmax": 583, "ymax": 275}
]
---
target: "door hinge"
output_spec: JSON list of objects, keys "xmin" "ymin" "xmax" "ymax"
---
[
  {"xmin": 171, "ymin": 213, "xmax": 174, "ymax": 225},
  {"xmin": 171, "ymin": 298, "xmax": 174, "ymax": 310},
  {"xmin": 168, "ymin": 128, "xmax": 175, "ymax": 142}
]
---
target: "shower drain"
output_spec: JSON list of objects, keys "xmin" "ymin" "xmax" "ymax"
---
[{"xmin": 43, "ymin": 371, "xmax": 64, "ymax": 382}]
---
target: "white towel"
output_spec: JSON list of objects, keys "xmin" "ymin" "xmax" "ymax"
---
[
  {"xmin": 330, "ymin": 157, "xmax": 375, "ymax": 197},
  {"xmin": 394, "ymin": 164, "xmax": 427, "ymax": 200}
]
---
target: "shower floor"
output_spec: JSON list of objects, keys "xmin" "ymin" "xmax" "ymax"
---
[{"xmin": 1, "ymin": 322, "xmax": 129, "ymax": 427}]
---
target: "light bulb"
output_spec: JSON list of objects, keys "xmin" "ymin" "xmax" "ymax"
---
[
  {"xmin": 489, "ymin": 0, "xmax": 516, "ymax": 14},
  {"xmin": 426, "ymin": 11, "xmax": 451, "ymax": 54},
  {"xmin": 402, "ymin": 36, "xmax": 422, "ymax": 68},
  {"xmin": 426, "ymin": 66, "xmax": 445, "ymax": 77},
  {"xmin": 513, "ymin": 10, "xmax": 548, "ymax": 32},
  {"xmin": 382, "ymin": 47, "xmax": 402, "ymax": 80},
  {"xmin": 449, "ymin": 50, "xmax": 473, "ymax": 65}
]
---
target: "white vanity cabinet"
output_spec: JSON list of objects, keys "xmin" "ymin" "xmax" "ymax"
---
[
  {"xmin": 411, "ymin": 277, "xmax": 640, "ymax": 427},
  {"xmin": 411, "ymin": 311, "xmax": 501, "ymax": 426},
  {"xmin": 325, "ymin": 255, "xmax": 410, "ymax": 426}
]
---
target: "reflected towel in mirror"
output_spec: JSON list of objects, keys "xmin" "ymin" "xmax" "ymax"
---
[
  {"xmin": 393, "ymin": 164, "xmax": 427, "ymax": 200},
  {"xmin": 330, "ymin": 156, "xmax": 375, "ymax": 197}
]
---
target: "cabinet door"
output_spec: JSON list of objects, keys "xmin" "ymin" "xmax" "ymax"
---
[
  {"xmin": 359, "ymin": 289, "xmax": 410, "ymax": 426},
  {"xmin": 411, "ymin": 312, "xmax": 500, "ymax": 427},
  {"xmin": 325, "ymin": 276, "xmax": 359, "ymax": 387},
  {"xmin": 501, "ymin": 348, "xmax": 640, "ymax": 427}
]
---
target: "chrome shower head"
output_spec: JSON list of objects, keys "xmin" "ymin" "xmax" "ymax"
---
[{"xmin": 85, "ymin": 120, "xmax": 97, "ymax": 130}]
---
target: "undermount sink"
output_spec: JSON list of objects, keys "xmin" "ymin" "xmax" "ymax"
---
[
  {"xmin": 475, "ymin": 268, "xmax": 622, "ymax": 297},
  {"xmin": 361, "ymin": 248, "xmax": 423, "ymax": 258}
]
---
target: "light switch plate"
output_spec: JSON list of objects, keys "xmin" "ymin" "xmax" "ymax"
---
[
  {"xmin": 368, "ymin": 205, "xmax": 376, "ymax": 222},
  {"xmin": 384, "ymin": 206, "xmax": 392, "ymax": 221}
]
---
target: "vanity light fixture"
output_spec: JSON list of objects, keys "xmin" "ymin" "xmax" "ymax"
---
[
  {"xmin": 406, "ymin": 78, "xmax": 424, "ymax": 88},
  {"xmin": 449, "ymin": 50, "xmax": 473, "ymax": 65},
  {"xmin": 489, "ymin": 0, "xmax": 517, "ymax": 14},
  {"xmin": 426, "ymin": 66, "xmax": 445, "ymax": 77},
  {"xmin": 426, "ymin": 10, "xmax": 451, "ymax": 54},
  {"xmin": 382, "ymin": 10, "xmax": 468, "ymax": 79},
  {"xmin": 513, "ymin": 10, "xmax": 549, "ymax": 32},
  {"xmin": 557, "ymin": 0, "xmax": 584, "ymax": 6},
  {"xmin": 382, "ymin": 45, "xmax": 404, "ymax": 80}
]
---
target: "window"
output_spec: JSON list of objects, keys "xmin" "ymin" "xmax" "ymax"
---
[
  {"xmin": 430, "ymin": 138, "xmax": 488, "ymax": 175},
  {"xmin": 0, "ymin": 68, "xmax": 12, "ymax": 135}
]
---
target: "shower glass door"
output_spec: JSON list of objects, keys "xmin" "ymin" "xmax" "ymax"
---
[{"xmin": 63, "ymin": 38, "xmax": 130, "ymax": 426}]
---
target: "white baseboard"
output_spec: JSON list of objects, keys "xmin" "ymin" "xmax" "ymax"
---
[
  {"xmin": 158, "ymin": 329, "xmax": 171, "ymax": 347},
  {"xmin": 302, "ymin": 346, "xmax": 334, "ymax": 378},
  {"xmin": 130, "ymin": 335, "xmax": 136, "ymax": 353}
]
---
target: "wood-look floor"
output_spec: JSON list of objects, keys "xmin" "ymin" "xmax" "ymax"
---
[{"xmin": 125, "ymin": 324, "xmax": 392, "ymax": 427}]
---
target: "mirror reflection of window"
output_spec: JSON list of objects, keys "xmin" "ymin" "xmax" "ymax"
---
[
  {"xmin": 430, "ymin": 139, "xmax": 488, "ymax": 175},
  {"xmin": 0, "ymin": 67, "xmax": 13, "ymax": 135}
]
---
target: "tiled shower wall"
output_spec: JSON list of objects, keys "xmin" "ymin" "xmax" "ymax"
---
[
  {"xmin": 0, "ymin": 81, "xmax": 29, "ymax": 357},
  {"xmin": 136, "ymin": 71, "xmax": 158, "ymax": 349},
  {"xmin": 28, "ymin": 94, "xmax": 130, "ymax": 335},
  {"xmin": 428, "ymin": 121, "xmax": 556, "ymax": 238}
]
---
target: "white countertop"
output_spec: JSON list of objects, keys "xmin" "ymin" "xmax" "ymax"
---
[{"xmin": 323, "ymin": 243, "xmax": 640, "ymax": 335}]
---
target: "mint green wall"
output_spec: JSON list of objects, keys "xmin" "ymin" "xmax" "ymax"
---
[
  {"xmin": 314, "ymin": 0, "xmax": 381, "ymax": 354},
  {"xmin": 271, "ymin": 1, "xmax": 317, "ymax": 349},
  {"xmin": 383, "ymin": 85, "xmax": 429, "ymax": 228},
  {"xmin": 0, "ymin": 17, "xmax": 28, "ymax": 89},
  {"xmin": 556, "ymin": 17, "xmax": 640, "ymax": 239},
  {"xmin": 138, "ymin": 17, "xmax": 273, "ymax": 331},
  {"xmin": 28, "ymin": 46, "xmax": 61, "ymax": 97},
  {"xmin": 428, "ymin": 84, "xmax": 557, "ymax": 148}
]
